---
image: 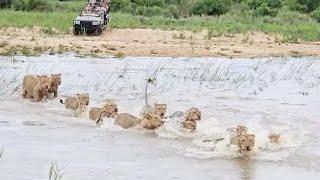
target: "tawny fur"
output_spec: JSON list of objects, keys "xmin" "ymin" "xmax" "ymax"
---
[
  {"xmin": 22, "ymin": 75, "xmax": 50, "ymax": 102},
  {"xmin": 60, "ymin": 93, "xmax": 89, "ymax": 116},
  {"xmin": 238, "ymin": 134, "xmax": 255, "ymax": 154},
  {"xmin": 140, "ymin": 113, "xmax": 164, "ymax": 130},
  {"xmin": 48, "ymin": 73, "xmax": 61, "ymax": 98},
  {"xmin": 89, "ymin": 101, "xmax": 118, "ymax": 121},
  {"xmin": 230, "ymin": 125, "xmax": 248, "ymax": 145},
  {"xmin": 114, "ymin": 113, "xmax": 142, "ymax": 129},
  {"xmin": 268, "ymin": 133, "xmax": 280, "ymax": 144},
  {"xmin": 182, "ymin": 107, "xmax": 201, "ymax": 131}
]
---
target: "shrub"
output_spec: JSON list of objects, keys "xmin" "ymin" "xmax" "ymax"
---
[
  {"xmin": 191, "ymin": 0, "xmax": 231, "ymax": 16},
  {"xmin": 311, "ymin": 7, "xmax": 320, "ymax": 22},
  {"xmin": 11, "ymin": 0, "xmax": 52, "ymax": 11},
  {"xmin": 133, "ymin": 0, "xmax": 165, "ymax": 7},
  {"xmin": 247, "ymin": 0, "xmax": 282, "ymax": 16},
  {"xmin": 287, "ymin": 0, "xmax": 320, "ymax": 13},
  {"xmin": 0, "ymin": 0, "xmax": 11, "ymax": 8},
  {"xmin": 111, "ymin": 0, "xmax": 132, "ymax": 13},
  {"xmin": 134, "ymin": 6, "xmax": 171, "ymax": 17}
]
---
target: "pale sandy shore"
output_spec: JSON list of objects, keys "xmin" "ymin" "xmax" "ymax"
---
[{"xmin": 1, "ymin": 27, "xmax": 320, "ymax": 58}]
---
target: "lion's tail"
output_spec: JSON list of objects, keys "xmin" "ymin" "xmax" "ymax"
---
[{"xmin": 59, "ymin": 99, "xmax": 65, "ymax": 104}]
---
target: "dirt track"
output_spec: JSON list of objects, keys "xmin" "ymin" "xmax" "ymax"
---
[{"xmin": 1, "ymin": 27, "xmax": 320, "ymax": 58}]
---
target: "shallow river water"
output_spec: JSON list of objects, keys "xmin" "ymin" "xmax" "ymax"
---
[{"xmin": 0, "ymin": 55, "xmax": 319, "ymax": 180}]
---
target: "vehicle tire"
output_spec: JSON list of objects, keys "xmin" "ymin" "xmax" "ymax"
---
[
  {"xmin": 94, "ymin": 27, "xmax": 102, "ymax": 36},
  {"xmin": 73, "ymin": 28, "xmax": 80, "ymax": 36}
]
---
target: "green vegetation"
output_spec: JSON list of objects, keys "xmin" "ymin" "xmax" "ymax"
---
[{"xmin": 0, "ymin": 0, "xmax": 319, "ymax": 42}]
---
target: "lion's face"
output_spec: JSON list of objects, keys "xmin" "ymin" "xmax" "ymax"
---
[
  {"xmin": 185, "ymin": 107, "xmax": 201, "ymax": 121},
  {"xmin": 154, "ymin": 103, "xmax": 167, "ymax": 118},
  {"xmin": 37, "ymin": 75, "xmax": 50, "ymax": 90},
  {"xmin": 103, "ymin": 101, "xmax": 118, "ymax": 117},
  {"xmin": 238, "ymin": 134, "xmax": 255, "ymax": 153},
  {"xmin": 236, "ymin": 125, "xmax": 248, "ymax": 136},
  {"xmin": 143, "ymin": 113, "xmax": 164, "ymax": 128},
  {"xmin": 268, "ymin": 133, "xmax": 280, "ymax": 143},
  {"xmin": 51, "ymin": 73, "xmax": 61, "ymax": 85},
  {"xmin": 77, "ymin": 93, "xmax": 90, "ymax": 106}
]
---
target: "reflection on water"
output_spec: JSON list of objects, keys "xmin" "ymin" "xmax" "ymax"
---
[{"xmin": 236, "ymin": 157, "xmax": 255, "ymax": 180}]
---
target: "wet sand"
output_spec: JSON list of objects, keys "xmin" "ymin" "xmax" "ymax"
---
[{"xmin": 1, "ymin": 27, "xmax": 320, "ymax": 57}]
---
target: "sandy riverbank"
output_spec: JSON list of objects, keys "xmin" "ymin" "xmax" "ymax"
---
[{"xmin": 1, "ymin": 27, "xmax": 320, "ymax": 58}]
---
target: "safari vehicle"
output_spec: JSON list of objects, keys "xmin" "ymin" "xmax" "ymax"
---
[{"xmin": 73, "ymin": 0, "xmax": 110, "ymax": 36}]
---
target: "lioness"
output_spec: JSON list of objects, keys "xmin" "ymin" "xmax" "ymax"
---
[
  {"xmin": 114, "ymin": 113, "xmax": 142, "ymax": 129},
  {"xmin": 140, "ymin": 78, "xmax": 167, "ymax": 119},
  {"xmin": 182, "ymin": 107, "xmax": 201, "ymax": 131},
  {"xmin": 140, "ymin": 113, "xmax": 164, "ymax": 130},
  {"xmin": 141, "ymin": 103, "xmax": 168, "ymax": 119},
  {"xmin": 238, "ymin": 134, "xmax": 255, "ymax": 154},
  {"xmin": 153, "ymin": 103, "xmax": 167, "ymax": 119},
  {"xmin": 268, "ymin": 133, "xmax": 280, "ymax": 144},
  {"xmin": 60, "ymin": 93, "xmax": 90, "ymax": 117},
  {"xmin": 89, "ymin": 101, "xmax": 118, "ymax": 121},
  {"xmin": 48, "ymin": 73, "xmax": 61, "ymax": 98},
  {"xmin": 22, "ymin": 75, "xmax": 50, "ymax": 102}
]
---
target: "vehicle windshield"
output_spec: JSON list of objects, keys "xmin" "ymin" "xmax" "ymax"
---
[{"xmin": 81, "ymin": 12, "xmax": 101, "ymax": 17}]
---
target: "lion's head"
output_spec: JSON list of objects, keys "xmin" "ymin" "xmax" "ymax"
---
[
  {"xmin": 238, "ymin": 134, "xmax": 255, "ymax": 153},
  {"xmin": 142, "ymin": 113, "xmax": 164, "ymax": 129},
  {"xmin": 235, "ymin": 125, "xmax": 248, "ymax": 136},
  {"xmin": 185, "ymin": 107, "xmax": 201, "ymax": 122},
  {"xmin": 103, "ymin": 101, "xmax": 118, "ymax": 118},
  {"xmin": 154, "ymin": 103, "xmax": 167, "ymax": 118},
  {"xmin": 51, "ymin": 73, "xmax": 61, "ymax": 86},
  {"xmin": 37, "ymin": 75, "xmax": 50, "ymax": 90},
  {"xmin": 77, "ymin": 93, "xmax": 90, "ymax": 106},
  {"xmin": 268, "ymin": 133, "xmax": 280, "ymax": 144}
]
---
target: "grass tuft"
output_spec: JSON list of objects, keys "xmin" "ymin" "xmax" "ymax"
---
[
  {"xmin": 114, "ymin": 52, "xmax": 125, "ymax": 58},
  {"xmin": 49, "ymin": 162, "xmax": 63, "ymax": 180}
]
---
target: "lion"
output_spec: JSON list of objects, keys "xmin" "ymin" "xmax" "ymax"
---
[
  {"xmin": 140, "ymin": 78, "xmax": 167, "ymax": 119},
  {"xmin": 114, "ymin": 113, "xmax": 142, "ymax": 129},
  {"xmin": 89, "ymin": 101, "xmax": 118, "ymax": 121},
  {"xmin": 140, "ymin": 113, "xmax": 164, "ymax": 130},
  {"xmin": 141, "ymin": 103, "xmax": 167, "ymax": 119},
  {"xmin": 22, "ymin": 75, "xmax": 50, "ymax": 102},
  {"xmin": 182, "ymin": 120, "xmax": 197, "ymax": 131},
  {"xmin": 153, "ymin": 103, "xmax": 167, "ymax": 118},
  {"xmin": 230, "ymin": 125, "xmax": 248, "ymax": 145},
  {"xmin": 185, "ymin": 107, "xmax": 201, "ymax": 121},
  {"xmin": 182, "ymin": 107, "xmax": 201, "ymax": 131},
  {"xmin": 48, "ymin": 73, "xmax": 61, "ymax": 98},
  {"xmin": 60, "ymin": 93, "xmax": 90, "ymax": 117},
  {"xmin": 238, "ymin": 134, "xmax": 255, "ymax": 154},
  {"xmin": 268, "ymin": 133, "xmax": 280, "ymax": 144}
]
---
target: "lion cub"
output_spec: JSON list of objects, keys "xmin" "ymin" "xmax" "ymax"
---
[
  {"xmin": 22, "ymin": 75, "xmax": 50, "ymax": 102},
  {"xmin": 48, "ymin": 73, "xmax": 61, "ymax": 98},
  {"xmin": 60, "ymin": 93, "xmax": 90, "ymax": 117},
  {"xmin": 268, "ymin": 133, "xmax": 280, "ymax": 144},
  {"xmin": 89, "ymin": 101, "xmax": 118, "ymax": 121},
  {"xmin": 182, "ymin": 107, "xmax": 201, "ymax": 131},
  {"xmin": 140, "ymin": 113, "xmax": 164, "ymax": 130}
]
